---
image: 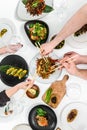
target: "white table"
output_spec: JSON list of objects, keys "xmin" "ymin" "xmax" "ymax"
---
[{"xmin": 0, "ymin": 0, "xmax": 87, "ymax": 130}]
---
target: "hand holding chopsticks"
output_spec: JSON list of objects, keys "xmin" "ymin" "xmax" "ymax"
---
[
  {"xmin": 35, "ymin": 42, "xmax": 48, "ymax": 63},
  {"xmin": 50, "ymin": 55, "xmax": 78, "ymax": 72},
  {"xmin": 21, "ymin": 70, "xmax": 37, "ymax": 98}
]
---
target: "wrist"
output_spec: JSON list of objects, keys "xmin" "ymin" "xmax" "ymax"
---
[
  {"xmin": 74, "ymin": 68, "xmax": 81, "ymax": 77},
  {"xmin": 51, "ymin": 35, "xmax": 63, "ymax": 48},
  {"xmin": 0, "ymin": 46, "xmax": 8, "ymax": 54}
]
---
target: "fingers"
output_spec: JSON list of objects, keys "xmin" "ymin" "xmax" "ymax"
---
[
  {"xmin": 64, "ymin": 51, "xmax": 74, "ymax": 57},
  {"xmin": 7, "ymin": 44, "xmax": 23, "ymax": 53}
]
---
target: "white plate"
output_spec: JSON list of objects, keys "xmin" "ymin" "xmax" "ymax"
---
[
  {"xmin": 29, "ymin": 52, "xmax": 61, "ymax": 84},
  {"xmin": 67, "ymin": 34, "xmax": 87, "ymax": 49},
  {"xmin": 60, "ymin": 102, "xmax": 87, "ymax": 130},
  {"xmin": 0, "ymin": 18, "xmax": 16, "ymax": 47},
  {"xmin": 17, "ymin": 0, "xmax": 53, "ymax": 20},
  {"xmin": 12, "ymin": 124, "xmax": 32, "ymax": 130}
]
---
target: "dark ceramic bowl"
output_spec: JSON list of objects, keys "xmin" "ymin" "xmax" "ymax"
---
[
  {"xmin": 28, "ymin": 104, "xmax": 57, "ymax": 130},
  {"xmin": 0, "ymin": 54, "xmax": 29, "ymax": 86},
  {"xmin": 24, "ymin": 20, "xmax": 49, "ymax": 46}
]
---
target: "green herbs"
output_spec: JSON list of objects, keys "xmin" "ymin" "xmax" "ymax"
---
[
  {"xmin": 0, "ymin": 65, "xmax": 12, "ymax": 73},
  {"xmin": 45, "ymin": 88, "xmax": 52, "ymax": 103},
  {"xmin": 29, "ymin": 22, "xmax": 47, "ymax": 43},
  {"xmin": 43, "ymin": 5, "xmax": 54, "ymax": 13},
  {"xmin": 36, "ymin": 108, "xmax": 47, "ymax": 116},
  {"xmin": 22, "ymin": 0, "xmax": 28, "ymax": 5},
  {"xmin": 22, "ymin": 0, "xmax": 53, "ymax": 16}
]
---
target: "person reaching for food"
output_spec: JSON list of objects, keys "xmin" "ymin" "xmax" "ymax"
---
[
  {"xmin": 59, "ymin": 51, "xmax": 87, "ymax": 80},
  {"xmin": 0, "ymin": 43, "xmax": 23, "ymax": 55},
  {"xmin": 0, "ymin": 79, "xmax": 34, "ymax": 107},
  {"xmin": 40, "ymin": 3, "xmax": 87, "ymax": 55}
]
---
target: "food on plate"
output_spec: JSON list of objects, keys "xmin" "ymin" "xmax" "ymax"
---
[
  {"xmin": 67, "ymin": 109, "xmax": 78, "ymax": 122},
  {"xmin": 22, "ymin": 0, "xmax": 53, "ymax": 16},
  {"xmin": 36, "ymin": 107, "xmax": 48, "ymax": 126},
  {"xmin": 0, "ymin": 28, "xmax": 7, "ymax": 37},
  {"xmin": 29, "ymin": 22, "xmax": 47, "ymax": 43},
  {"xmin": 26, "ymin": 84, "xmax": 40, "ymax": 98},
  {"xmin": 36, "ymin": 57, "xmax": 58, "ymax": 79},
  {"xmin": 42, "ymin": 75, "xmax": 69, "ymax": 108},
  {"xmin": 4, "ymin": 105, "xmax": 13, "ymax": 116},
  {"xmin": 50, "ymin": 34, "xmax": 65, "ymax": 49},
  {"xmin": 56, "ymin": 127, "xmax": 61, "ymax": 130},
  {"xmin": 44, "ymin": 88, "xmax": 53, "ymax": 103},
  {"xmin": 74, "ymin": 24, "xmax": 87, "ymax": 36},
  {"xmin": 0, "ymin": 65, "xmax": 27, "ymax": 79}
]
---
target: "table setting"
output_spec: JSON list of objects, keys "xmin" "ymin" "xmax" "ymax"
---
[{"xmin": 0, "ymin": 0, "xmax": 87, "ymax": 130}]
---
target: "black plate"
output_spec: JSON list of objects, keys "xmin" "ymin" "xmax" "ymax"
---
[
  {"xmin": 24, "ymin": 20, "xmax": 49, "ymax": 46},
  {"xmin": 28, "ymin": 104, "xmax": 57, "ymax": 130},
  {"xmin": 0, "ymin": 55, "xmax": 29, "ymax": 86}
]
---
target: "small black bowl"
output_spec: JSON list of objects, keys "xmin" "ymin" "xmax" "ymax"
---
[
  {"xmin": 28, "ymin": 104, "xmax": 57, "ymax": 130},
  {"xmin": 24, "ymin": 20, "xmax": 49, "ymax": 46},
  {"xmin": 50, "ymin": 34, "xmax": 65, "ymax": 49},
  {"xmin": 0, "ymin": 54, "xmax": 29, "ymax": 86}
]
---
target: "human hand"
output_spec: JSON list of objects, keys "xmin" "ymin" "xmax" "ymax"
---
[
  {"xmin": 62, "ymin": 60, "xmax": 79, "ymax": 76},
  {"xmin": 40, "ymin": 42, "xmax": 54, "ymax": 56},
  {"xmin": 16, "ymin": 79, "xmax": 34, "ymax": 90},
  {"xmin": 6, "ymin": 43, "xmax": 23, "ymax": 53},
  {"xmin": 59, "ymin": 51, "xmax": 81, "ymax": 65}
]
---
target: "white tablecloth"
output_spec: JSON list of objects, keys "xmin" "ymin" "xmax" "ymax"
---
[{"xmin": 0, "ymin": 0, "xmax": 87, "ymax": 130}]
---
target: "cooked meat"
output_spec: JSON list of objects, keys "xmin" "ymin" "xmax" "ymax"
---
[
  {"xmin": 36, "ymin": 115, "xmax": 48, "ymax": 126},
  {"xmin": 67, "ymin": 109, "xmax": 78, "ymax": 122},
  {"xmin": 25, "ymin": 0, "xmax": 46, "ymax": 16}
]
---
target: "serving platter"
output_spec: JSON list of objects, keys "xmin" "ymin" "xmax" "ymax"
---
[
  {"xmin": 29, "ymin": 52, "xmax": 61, "ymax": 84},
  {"xmin": 17, "ymin": 0, "xmax": 53, "ymax": 20},
  {"xmin": 0, "ymin": 54, "xmax": 29, "ymax": 86},
  {"xmin": 28, "ymin": 104, "xmax": 57, "ymax": 130},
  {"xmin": 60, "ymin": 102, "xmax": 87, "ymax": 130},
  {"xmin": 0, "ymin": 18, "xmax": 16, "ymax": 47}
]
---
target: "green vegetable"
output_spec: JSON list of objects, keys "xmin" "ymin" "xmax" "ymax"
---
[
  {"xmin": 22, "ymin": 0, "xmax": 28, "ymax": 5},
  {"xmin": 36, "ymin": 108, "xmax": 47, "ymax": 116},
  {"xmin": 43, "ymin": 5, "xmax": 54, "ymax": 13},
  {"xmin": 0, "ymin": 65, "xmax": 12, "ymax": 73},
  {"xmin": 45, "ymin": 88, "xmax": 52, "ymax": 103},
  {"xmin": 32, "ymin": 1, "xmax": 38, "ymax": 8}
]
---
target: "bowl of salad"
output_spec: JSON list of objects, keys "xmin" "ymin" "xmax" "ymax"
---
[{"xmin": 24, "ymin": 20, "xmax": 49, "ymax": 46}]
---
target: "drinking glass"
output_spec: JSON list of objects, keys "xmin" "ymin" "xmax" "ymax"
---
[
  {"xmin": 66, "ymin": 83, "xmax": 81, "ymax": 100},
  {"xmin": 53, "ymin": 0, "xmax": 68, "ymax": 21},
  {"xmin": 7, "ymin": 34, "xmax": 23, "ymax": 53},
  {"xmin": 5, "ymin": 97, "xmax": 24, "ymax": 116}
]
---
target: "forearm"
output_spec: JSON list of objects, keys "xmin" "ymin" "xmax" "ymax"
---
[
  {"xmin": 77, "ymin": 55, "xmax": 87, "ymax": 64},
  {"xmin": 0, "ymin": 46, "xmax": 7, "ymax": 54},
  {"xmin": 5, "ymin": 85, "xmax": 20, "ymax": 98},
  {"xmin": 75, "ymin": 69, "xmax": 87, "ymax": 80},
  {"xmin": 51, "ymin": 4, "xmax": 87, "ymax": 47}
]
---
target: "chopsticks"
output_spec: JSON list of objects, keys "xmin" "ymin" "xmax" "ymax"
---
[
  {"xmin": 35, "ymin": 42, "xmax": 48, "ymax": 63},
  {"xmin": 21, "ymin": 71, "xmax": 37, "ymax": 98},
  {"xmin": 50, "ymin": 55, "xmax": 77, "ymax": 72}
]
